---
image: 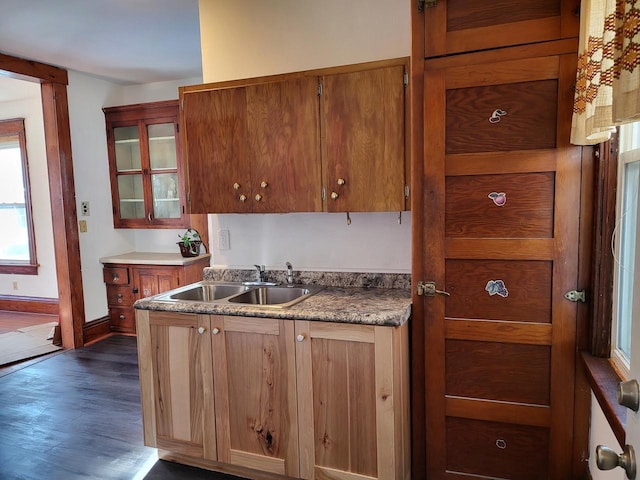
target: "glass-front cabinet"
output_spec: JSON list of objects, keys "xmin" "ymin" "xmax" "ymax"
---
[{"xmin": 104, "ymin": 100, "xmax": 187, "ymax": 228}]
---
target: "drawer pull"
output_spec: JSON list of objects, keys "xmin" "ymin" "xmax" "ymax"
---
[
  {"xmin": 212, "ymin": 327, "xmax": 220, "ymax": 335},
  {"xmin": 119, "ymin": 314, "xmax": 126, "ymax": 320},
  {"xmin": 496, "ymin": 439, "xmax": 507, "ymax": 449},
  {"xmin": 489, "ymin": 108, "xmax": 507, "ymax": 123},
  {"xmin": 296, "ymin": 334, "xmax": 305, "ymax": 342},
  {"xmin": 112, "ymin": 273, "xmax": 119, "ymax": 281},
  {"xmin": 197, "ymin": 327, "xmax": 206, "ymax": 334}
]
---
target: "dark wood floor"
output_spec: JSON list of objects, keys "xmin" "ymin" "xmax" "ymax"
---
[{"xmin": 0, "ymin": 335, "xmax": 245, "ymax": 480}]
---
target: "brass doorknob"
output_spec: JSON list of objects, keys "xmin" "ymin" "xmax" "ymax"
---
[
  {"xmin": 618, "ymin": 379, "xmax": 640, "ymax": 411},
  {"xmin": 596, "ymin": 444, "xmax": 636, "ymax": 479}
]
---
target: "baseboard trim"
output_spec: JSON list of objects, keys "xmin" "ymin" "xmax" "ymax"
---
[
  {"xmin": 0, "ymin": 295, "xmax": 59, "ymax": 315},
  {"xmin": 83, "ymin": 316, "xmax": 112, "ymax": 346}
]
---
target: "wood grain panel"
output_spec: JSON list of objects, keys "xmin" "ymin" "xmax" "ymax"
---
[
  {"xmin": 446, "ymin": 172, "xmax": 555, "ymax": 238},
  {"xmin": 246, "ymin": 78, "xmax": 321, "ymax": 213},
  {"xmin": 447, "ymin": 0, "xmax": 559, "ymax": 31},
  {"xmin": 446, "ymin": 238, "xmax": 555, "ymax": 260},
  {"xmin": 446, "ymin": 80, "xmax": 558, "ymax": 154},
  {"xmin": 446, "ymin": 339, "xmax": 551, "ymax": 405},
  {"xmin": 445, "ymin": 150, "xmax": 557, "ymax": 176},
  {"xmin": 445, "ymin": 259, "xmax": 553, "ymax": 322},
  {"xmin": 309, "ymin": 321, "xmax": 375, "ymax": 343},
  {"xmin": 322, "ymin": 65, "xmax": 405, "ymax": 212},
  {"xmin": 445, "ymin": 318, "xmax": 552, "ymax": 345},
  {"xmin": 312, "ymin": 337, "xmax": 378, "ymax": 477},
  {"xmin": 445, "ymin": 417, "xmax": 549, "ymax": 479},
  {"xmin": 446, "ymin": 397, "xmax": 551, "ymax": 427},
  {"xmin": 181, "ymin": 87, "xmax": 251, "ymax": 213}
]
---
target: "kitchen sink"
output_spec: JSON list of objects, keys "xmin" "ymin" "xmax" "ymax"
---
[
  {"xmin": 228, "ymin": 286, "xmax": 322, "ymax": 307},
  {"xmin": 165, "ymin": 283, "xmax": 249, "ymax": 301},
  {"xmin": 154, "ymin": 282, "xmax": 323, "ymax": 308}
]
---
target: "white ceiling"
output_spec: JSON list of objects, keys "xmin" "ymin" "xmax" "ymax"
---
[{"xmin": 0, "ymin": 0, "xmax": 202, "ymax": 85}]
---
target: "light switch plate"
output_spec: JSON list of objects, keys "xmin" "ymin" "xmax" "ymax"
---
[{"xmin": 218, "ymin": 229, "xmax": 230, "ymax": 250}]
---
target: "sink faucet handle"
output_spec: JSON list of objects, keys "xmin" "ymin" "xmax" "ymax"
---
[
  {"xmin": 254, "ymin": 264, "xmax": 266, "ymax": 281},
  {"xmin": 285, "ymin": 262, "xmax": 294, "ymax": 285}
]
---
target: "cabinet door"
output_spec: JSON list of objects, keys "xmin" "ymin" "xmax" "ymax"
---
[
  {"xmin": 295, "ymin": 321, "xmax": 409, "ymax": 480},
  {"xmin": 422, "ymin": 0, "xmax": 579, "ymax": 58},
  {"xmin": 104, "ymin": 101, "xmax": 188, "ymax": 228},
  {"xmin": 321, "ymin": 65, "xmax": 406, "ymax": 212},
  {"xmin": 133, "ymin": 266, "xmax": 181, "ymax": 299},
  {"xmin": 136, "ymin": 311, "xmax": 217, "ymax": 459},
  {"xmin": 211, "ymin": 315, "xmax": 299, "ymax": 477},
  {"xmin": 182, "ymin": 87, "xmax": 252, "ymax": 213},
  {"xmin": 246, "ymin": 77, "xmax": 322, "ymax": 213}
]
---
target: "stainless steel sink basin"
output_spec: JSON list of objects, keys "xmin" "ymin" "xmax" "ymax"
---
[
  {"xmin": 166, "ymin": 283, "xmax": 249, "ymax": 301},
  {"xmin": 228, "ymin": 286, "xmax": 323, "ymax": 308}
]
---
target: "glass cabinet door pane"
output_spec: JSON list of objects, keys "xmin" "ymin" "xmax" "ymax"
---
[
  {"xmin": 118, "ymin": 174, "xmax": 145, "ymax": 219},
  {"xmin": 148, "ymin": 123, "xmax": 177, "ymax": 170},
  {"xmin": 114, "ymin": 126, "xmax": 141, "ymax": 171},
  {"xmin": 151, "ymin": 173, "xmax": 180, "ymax": 219}
]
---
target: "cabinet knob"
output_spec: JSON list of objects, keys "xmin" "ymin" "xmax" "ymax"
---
[
  {"xmin": 296, "ymin": 334, "xmax": 305, "ymax": 342},
  {"xmin": 239, "ymin": 194, "xmax": 247, "ymax": 202},
  {"xmin": 255, "ymin": 194, "xmax": 262, "ymax": 202},
  {"xmin": 197, "ymin": 326, "xmax": 205, "ymax": 334},
  {"xmin": 331, "ymin": 192, "xmax": 339, "ymax": 200},
  {"xmin": 119, "ymin": 314, "xmax": 126, "ymax": 320},
  {"xmin": 212, "ymin": 327, "xmax": 220, "ymax": 335},
  {"xmin": 337, "ymin": 178, "xmax": 345, "ymax": 185},
  {"xmin": 116, "ymin": 293, "xmax": 123, "ymax": 299},
  {"xmin": 260, "ymin": 181, "xmax": 268, "ymax": 188},
  {"xmin": 132, "ymin": 287, "xmax": 139, "ymax": 294},
  {"xmin": 233, "ymin": 182, "xmax": 241, "ymax": 190},
  {"xmin": 112, "ymin": 273, "xmax": 119, "ymax": 281}
]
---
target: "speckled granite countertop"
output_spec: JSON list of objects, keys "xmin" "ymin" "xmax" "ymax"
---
[{"xmin": 134, "ymin": 270, "xmax": 412, "ymax": 327}]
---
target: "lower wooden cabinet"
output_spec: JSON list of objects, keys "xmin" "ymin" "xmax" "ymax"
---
[{"xmin": 136, "ymin": 310, "xmax": 410, "ymax": 480}]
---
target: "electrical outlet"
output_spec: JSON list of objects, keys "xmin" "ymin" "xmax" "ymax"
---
[
  {"xmin": 80, "ymin": 201, "xmax": 90, "ymax": 216},
  {"xmin": 79, "ymin": 220, "xmax": 87, "ymax": 233},
  {"xmin": 218, "ymin": 229, "xmax": 230, "ymax": 250}
]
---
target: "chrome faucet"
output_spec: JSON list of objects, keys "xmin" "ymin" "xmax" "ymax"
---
[
  {"xmin": 285, "ymin": 262, "xmax": 294, "ymax": 286},
  {"xmin": 254, "ymin": 264, "xmax": 266, "ymax": 282}
]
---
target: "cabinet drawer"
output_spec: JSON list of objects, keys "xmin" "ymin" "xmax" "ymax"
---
[
  {"xmin": 446, "ymin": 417, "xmax": 549, "ymax": 479},
  {"xmin": 103, "ymin": 267, "xmax": 129, "ymax": 285},
  {"xmin": 106, "ymin": 286, "xmax": 134, "ymax": 307},
  {"xmin": 109, "ymin": 307, "xmax": 136, "ymax": 333}
]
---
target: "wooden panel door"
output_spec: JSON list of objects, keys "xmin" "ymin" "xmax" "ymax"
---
[
  {"xmin": 210, "ymin": 315, "xmax": 299, "ymax": 477},
  {"xmin": 422, "ymin": 0, "xmax": 579, "ymax": 58},
  {"xmin": 321, "ymin": 63, "xmax": 407, "ymax": 212},
  {"xmin": 416, "ymin": 46, "xmax": 582, "ymax": 478},
  {"xmin": 136, "ymin": 310, "xmax": 216, "ymax": 459},
  {"xmin": 295, "ymin": 320, "xmax": 410, "ymax": 480},
  {"xmin": 246, "ymin": 78, "xmax": 322, "ymax": 213},
  {"xmin": 181, "ymin": 86, "xmax": 252, "ymax": 213}
]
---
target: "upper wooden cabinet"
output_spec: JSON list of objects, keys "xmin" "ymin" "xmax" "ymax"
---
[
  {"xmin": 179, "ymin": 58, "xmax": 409, "ymax": 214},
  {"xmin": 181, "ymin": 77, "xmax": 322, "ymax": 214},
  {"xmin": 321, "ymin": 64, "xmax": 406, "ymax": 212},
  {"xmin": 104, "ymin": 101, "xmax": 188, "ymax": 228},
  {"xmin": 421, "ymin": 0, "xmax": 579, "ymax": 58}
]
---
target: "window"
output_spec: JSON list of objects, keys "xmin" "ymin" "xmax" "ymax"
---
[
  {"xmin": 611, "ymin": 122, "xmax": 640, "ymax": 376},
  {"xmin": 0, "ymin": 118, "xmax": 37, "ymax": 274}
]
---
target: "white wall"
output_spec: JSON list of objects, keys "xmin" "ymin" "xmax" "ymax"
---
[
  {"xmin": 0, "ymin": 79, "xmax": 58, "ymax": 298},
  {"xmin": 589, "ymin": 392, "xmax": 625, "ymax": 479},
  {"xmin": 67, "ymin": 72, "xmax": 202, "ymax": 321},
  {"xmin": 198, "ymin": 0, "xmax": 412, "ymax": 273}
]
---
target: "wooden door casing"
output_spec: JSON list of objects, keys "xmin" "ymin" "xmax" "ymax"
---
[
  {"xmin": 423, "ymin": 0, "xmax": 579, "ymax": 59},
  {"xmin": 136, "ymin": 310, "xmax": 217, "ymax": 460},
  {"xmin": 210, "ymin": 315, "xmax": 299, "ymax": 477},
  {"xmin": 418, "ymin": 44, "xmax": 581, "ymax": 479}
]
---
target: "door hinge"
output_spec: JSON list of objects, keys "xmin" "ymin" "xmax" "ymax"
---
[
  {"xmin": 318, "ymin": 79, "xmax": 323, "ymax": 96},
  {"xmin": 418, "ymin": 0, "xmax": 437, "ymax": 12},
  {"xmin": 403, "ymin": 71, "xmax": 409, "ymax": 87},
  {"xmin": 405, "ymin": 184, "xmax": 410, "ymax": 198},
  {"xmin": 564, "ymin": 290, "xmax": 586, "ymax": 302}
]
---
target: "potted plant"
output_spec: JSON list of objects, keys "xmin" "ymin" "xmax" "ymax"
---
[{"xmin": 177, "ymin": 228, "xmax": 204, "ymax": 257}]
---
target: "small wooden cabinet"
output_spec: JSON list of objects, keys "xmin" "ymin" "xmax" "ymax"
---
[
  {"xmin": 102, "ymin": 255, "xmax": 209, "ymax": 334},
  {"xmin": 104, "ymin": 100, "xmax": 189, "ymax": 228},
  {"xmin": 136, "ymin": 310, "xmax": 410, "ymax": 479},
  {"xmin": 180, "ymin": 58, "xmax": 409, "ymax": 214}
]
